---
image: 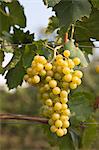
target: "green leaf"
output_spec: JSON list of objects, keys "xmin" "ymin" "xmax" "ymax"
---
[
  {"xmin": 7, "ymin": 0, "xmax": 26, "ymax": 28},
  {"xmin": 90, "ymin": 0, "xmax": 99, "ymax": 9},
  {"xmin": 53, "ymin": 0, "xmax": 91, "ymax": 31},
  {"xmin": 12, "ymin": 27, "xmax": 34, "ymax": 44},
  {"xmin": 69, "ymin": 129, "xmax": 80, "ymax": 150},
  {"xmin": 22, "ymin": 45, "xmax": 35, "ymax": 69},
  {"xmin": 46, "ymin": 16, "xmax": 59, "ymax": 33},
  {"xmin": 0, "ymin": 0, "xmax": 26, "ymax": 34},
  {"xmin": 43, "ymin": 0, "xmax": 61, "ymax": 7},
  {"xmin": 81, "ymin": 118, "xmax": 97, "ymax": 150},
  {"xmin": 3, "ymin": 49, "xmax": 21, "ymax": 72},
  {"xmin": 75, "ymin": 8, "xmax": 99, "ymax": 45},
  {"xmin": 32, "ymin": 40, "xmax": 50, "ymax": 58},
  {"xmin": 69, "ymin": 90, "xmax": 94, "ymax": 122},
  {"xmin": 58, "ymin": 133, "xmax": 75, "ymax": 150},
  {"xmin": 5, "ymin": 60, "xmax": 25, "ymax": 89}
]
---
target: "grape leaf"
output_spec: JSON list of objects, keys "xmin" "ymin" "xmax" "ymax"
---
[
  {"xmin": 0, "ymin": 0, "xmax": 26, "ymax": 34},
  {"xmin": 69, "ymin": 90, "xmax": 94, "ymax": 122},
  {"xmin": 75, "ymin": 8, "xmax": 99, "ymax": 43},
  {"xmin": 6, "ymin": 1, "xmax": 26, "ymax": 28},
  {"xmin": 53, "ymin": 0, "xmax": 91, "ymax": 31},
  {"xmin": 22, "ymin": 45, "xmax": 35, "ymax": 69},
  {"xmin": 81, "ymin": 118, "xmax": 97, "ymax": 149},
  {"xmin": 69, "ymin": 129, "xmax": 80, "ymax": 150},
  {"xmin": 5, "ymin": 60, "xmax": 25, "ymax": 89},
  {"xmin": 90, "ymin": 0, "xmax": 99, "ymax": 9},
  {"xmin": 43, "ymin": 0, "xmax": 61, "ymax": 7},
  {"xmin": 58, "ymin": 133, "xmax": 75, "ymax": 150},
  {"xmin": 12, "ymin": 27, "xmax": 34, "ymax": 44},
  {"xmin": 32, "ymin": 40, "xmax": 50, "ymax": 58},
  {"xmin": 3, "ymin": 49, "xmax": 21, "ymax": 73},
  {"xmin": 46, "ymin": 16, "xmax": 59, "ymax": 33}
]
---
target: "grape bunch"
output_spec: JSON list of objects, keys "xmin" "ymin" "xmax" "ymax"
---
[{"xmin": 24, "ymin": 49, "xmax": 83, "ymax": 137}]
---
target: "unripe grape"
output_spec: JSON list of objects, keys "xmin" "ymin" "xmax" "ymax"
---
[
  {"xmin": 27, "ymin": 67, "xmax": 32, "ymax": 75},
  {"xmin": 54, "ymin": 102, "xmax": 62, "ymax": 111},
  {"xmin": 63, "ymin": 60, "xmax": 68, "ymax": 67},
  {"xmin": 56, "ymin": 66, "xmax": 62, "ymax": 73},
  {"xmin": 47, "ymin": 70, "xmax": 53, "ymax": 77},
  {"xmin": 36, "ymin": 63, "xmax": 44, "ymax": 71},
  {"xmin": 39, "ymin": 56, "xmax": 47, "ymax": 64},
  {"xmin": 63, "ymin": 50, "xmax": 70, "ymax": 58},
  {"xmin": 55, "ymin": 120, "xmax": 63, "ymax": 128},
  {"xmin": 62, "ymin": 82, "xmax": 69, "ymax": 89},
  {"xmin": 45, "ymin": 99, "xmax": 53, "ymax": 106},
  {"xmin": 62, "ymin": 104, "xmax": 68, "ymax": 110},
  {"xmin": 27, "ymin": 78, "xmax": 32, "ymax": 84},
  {"xmin": 62, "ymin": 128, "xmax": 67, "ymax": 135},
  {"xmin": 76, "ymin": 78, "xmax": 81, "ymax": 85},
  {"xmin": 33, "ymin": 75, "xmax": 40, "ymax": 83},
  {"xmin": 63, "ymin": 67, "xmax": 71, "ymax": 74},
  {"xmin": 34, "ymin": 55, "xmax": 40, "ymax": 62},
  {"xmin": 63, "ymin": 109, "xmax": 71, "ymax": 116},
  {"xmin": 53, "ymin": 87, "xmax": 61, "ymax": 95},
  {"xmin": 56, "ymin": 54, "xmax": 63, "ymax": 60},
  {"xmin": 48, "ymin": 119, "xmax": 54, "ymax": 125},
  {"xmin": 44, "ymin": 84, "xmax": 50, "ymax": 91},
  {"xmin": 60, "ymin": 115, "xmax": 69, "ymax": 121},
  {"xmin": 50, "ymin": 125, "xmax": 57, "ymax": 133},
  {"xmin": 60, "ymin": 90, "xmax": 68, "ymax": 98},
  {"xmin": 45, "ymin": 63, "xmax": 52, "ymax": 70},
  {"xmin": 50, "ymin": 92, "xmax": 55, "ymax": 99},
  {"xmin": 52, "ymin": 113, "xmax": 60, "ymax": 120},
  {"xmin": 39, "ymin": 69, "xmax": 46, "ymax": 76},
  {"xmin": 49, "ymin": 80, "xmax": 57, "ymax": 88},
  {"xmin": 42, "ymin": 93, "xmax": 49, "ymax": 99},
  {"xmin": 60, "ymin": 98, "xmax": 68, "ymax": 104},
  {"xmin": 56, "ymin": 59, "xmax": 65, "ymax": 66},
  {"xmin": 62, "ymin": 120, "xmax": 70, "ymax": 128},
  {"xmin": 45, "ymin": 76, "xmax": 51, "ymax": 82},
  {"xmin": 68, "ymin": 59, "xmax": 75, "ymax": 69},
  {"xmin": 32, "ymin": 68, "xmax": 38, "ymax": 75},
  {"xmin": 63, "ymin": 74, "xmax": 72, "ymax": 82},
  {"xmin": 53, "ymin": 66, "xmax": 56, "ymax": 72},
  {"xmin": 73, "ymin": 70, "xmax": 83, "ymax": 78},
  {"xmin": 54, "ymin": 73, "xmax": 61, "ymax": 80},
  {"xmin": 70, "ymin": 82, "xmax": 77, "ymax": 89},
  {"xmin": 32, "ymin": 61, "xmax": 36, "ymax": 68},
  {"xmin": 39, "ymin": 87, "xmax": 45, "ymax": 93},
  {"xmin": 73, "ymin": 57, "xmax": 81, "ymax": 65},
  {"xmin": 56, "ymin": 129, "xmax": 64, "ymax": 137},
  {"xmin": 72, "ymin": 76, "xmax": 79, "ymax": 84},
  {"xmin": 24, "ymin": 74, "xmax": 29, "ymax": 81}
]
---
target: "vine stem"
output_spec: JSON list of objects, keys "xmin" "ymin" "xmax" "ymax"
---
[
  {"xmin": 50, "ymin": 45, "xmax": 63, "ymax": 63},
  {"xmin": 0, "ymin": 113, "xmax": 48, "ymax": 124},
  {"xmin": 46, "ymin": 44, "xmax": 55, "ymax": 51}
]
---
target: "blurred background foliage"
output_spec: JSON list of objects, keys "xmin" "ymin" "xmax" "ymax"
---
[
  {"xmin": 0, "ymin": 87, "xmax": 99, "ymax": 150},
  {"xmin": 0, "ymin": 86, "xmax": 58, "ymax": 150}
]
